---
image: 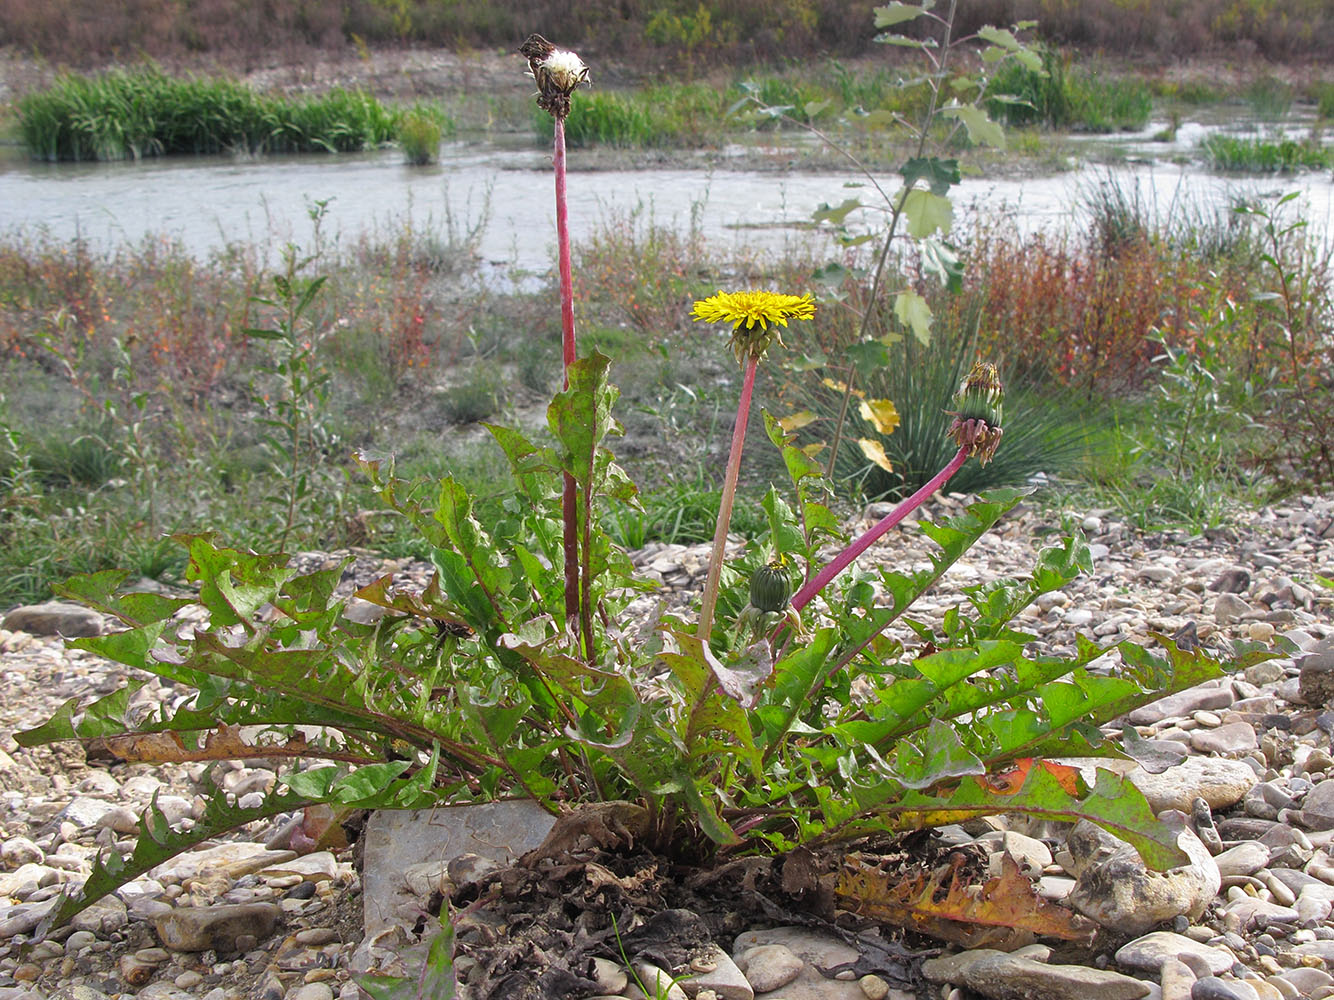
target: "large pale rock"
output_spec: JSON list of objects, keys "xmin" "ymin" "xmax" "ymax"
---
[
  {"xmin": 2, "ymin": 602, "xmax": 102, "ymax": 637},
  {"xmin": 1066, "ymin": 818, "xmax": 1220, "ymax": 936},
  {"xmin": 1128, "ymin": 756, "xmax": 1259, "ymax": 814}
]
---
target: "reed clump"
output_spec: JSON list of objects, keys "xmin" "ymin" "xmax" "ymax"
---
[{"xmin": 16, "ymin": 65, "xmax": 441, "ymax": 162}]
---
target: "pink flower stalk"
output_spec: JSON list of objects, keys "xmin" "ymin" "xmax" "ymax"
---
[
  {"xmin": 697, "ymin": 353, "xmax": 760, "ymax": 639},
  {"xmin": 521, "ymin": 33, "xmax": 591, "ymax": 653},
  {"xmin": 690, "ymin": 291, "xmax": 816, "ymax": 640},
  {"xmin": 790, "ymin": 445, "xmax": 968, "ymax": 613},
  {"xmin": 789, "ymin": 360, "xmax": 1005, "ymax": 615}
]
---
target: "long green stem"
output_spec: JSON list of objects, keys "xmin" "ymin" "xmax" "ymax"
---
[{"xmin": 697, "ymin": 354, "xmax": 759, "ymax": 640}]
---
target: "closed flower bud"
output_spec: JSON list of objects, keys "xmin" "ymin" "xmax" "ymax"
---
[
  {"xmin": 750, "ymin": 559, "xmax": 793, "ymax": 614},
  {"xmin": 947, "ymin": 361, "xmax": 1004, "ymax": 465}
]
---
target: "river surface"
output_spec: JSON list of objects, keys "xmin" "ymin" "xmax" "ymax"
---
[{"xmin": 3, "ymin": 127, "xmax": 1333, "ymax": 286}]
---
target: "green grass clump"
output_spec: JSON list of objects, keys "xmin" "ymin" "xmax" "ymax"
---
[
  {"xmin": 1201, "ymin": 134, "xmax": 1333, "ymax": 172},
  {"xmin": 1316, "ymin": 83, "xmax": 1334, "ymax": 120},
  {"xmin": 986, "ymin": 48, "xmax": 1151, "ymax": 133},
  {"xmin": 605, "ymin": 477, "xmax": 765, "ymax": 550},
  {"xmin": 552, "ymin": 82, "xmax": 720, "ymax": 148},
  {"xmin": 17, "ymin": 65, "xmax": 412, "ymax": 162},
  {"xmin": 396, "ymin": 106, "xmax": 450, "ymax": 164}
]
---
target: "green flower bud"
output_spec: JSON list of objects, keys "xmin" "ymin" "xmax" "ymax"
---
[
  {"xmin": 948, "ymin": 361, "xmax": 1005, "ymax": 465},
  {"xmin": 749, "ymin": 559, "xmax": 793, "ymax": 614}
]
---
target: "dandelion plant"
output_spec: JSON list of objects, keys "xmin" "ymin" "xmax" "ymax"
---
[{"xmin": 690, "ymin": 290, "xmax": 815, "ymax": 639}]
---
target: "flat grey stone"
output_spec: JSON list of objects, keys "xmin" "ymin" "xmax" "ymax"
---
[
  {"xmin": 2, "ymin": 602, "xmax": 103, "ymax": 637},
  {"xmin": 684, "ymin": 944, "xmax": 753, "ymax": 1000},
  {"xmin": 1114, "ymin": 932, "xmax": 1233, "ymax": 975},
  {"xmin": 1213, "ymin": 842, "xmax": 1270, "ymax": 878},
  {"xmin": 1189, "ymin": 722, "xmax": 1257, "ymax": 756},
  {"xmin": 731, "ymin": 926, "xmax": 866, "ymax": 999},
  {"xmin": 151, "ymin": 842, "xmax": 294, "ymax": 884},
  {"xmin": 1299, "ymin": 778, "xmax": 1334, "ymax": 829},
  {"xmin": 931, "ymin": 951, "xmax": 1151, "ymax": 1000},
  {"xmin": 1162, "ymin": 958, "xmax": 1196, "ymax": 1000},
  {"xmin": 58, "ymin": 797, "xmax": 117, "ymax": 831},
  {"xmin": 1298, "ymin": 651, "xmax": 1334, "ymax": 707},
  {"xmin": 737, "ymin": 944, "xmax": 803, "ymax": 993},
  {"xmin": 1128, "ymin": 684, "xmax": 1235, "ymax": 726},
  {"xmin": 1271, "ymin": 968, "xmax": 1334, "ymax": 996},
  {"xmin": 361, "ymin": 802, "xmax": 555, "ymax": 942},
  {"xmin": 1190, "ymin": 976, "xmax": 1259, "ymax": 1000},
  {"xmin": 1225, "ymin": 896, "xmax": 1299, "ymax": 928},
  {"xmin": 68, "ymin": 894, "xmax": 126, "ymax": 936}
]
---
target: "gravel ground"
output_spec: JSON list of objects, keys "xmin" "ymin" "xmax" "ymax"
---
[{"xmin": 1, "ymin": 493, "xmax": 1332, "ymax": 1000}]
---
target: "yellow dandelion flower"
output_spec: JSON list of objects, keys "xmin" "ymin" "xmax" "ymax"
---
[{"xmin": 691, "ymin": 290, "xmax": 816, "ymax": 364}]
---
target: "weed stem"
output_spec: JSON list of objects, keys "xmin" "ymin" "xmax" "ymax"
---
[
  {"xmin": 553, "ymin": 114, "xmax": 583, "ymax": 650},
  {"xmin": 698, "ymin": 355, "xmax": 759, "ymax": 640},
  {"xmin": 791, "ymin": 445, "xmax": 969, "ymax": 613}
]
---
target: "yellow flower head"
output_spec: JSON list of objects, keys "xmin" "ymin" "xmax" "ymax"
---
[{"xmin": 691, "ymin": 290, "xmax": 816, "ymax": 364}]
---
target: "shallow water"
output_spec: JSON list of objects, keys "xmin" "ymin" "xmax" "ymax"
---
[{"xmin": 2, "ymin": 132, "xmax": 1332, "ymax": 286}]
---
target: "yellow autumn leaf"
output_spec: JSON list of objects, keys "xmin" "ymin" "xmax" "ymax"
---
[
  {"xmin": 779, "ymin": 411, "xmax": 818, "ymax": 433},
  {"xmin": 858, "ymin": 398, "xmax": 901, "ymax": 437},
  {"xmin": 857, "ymin": 438, "xmax": 894, "ymax": 473},
  {"xmin": 821, "ymin": 377, "xmax": 865, "ymax": 398}
]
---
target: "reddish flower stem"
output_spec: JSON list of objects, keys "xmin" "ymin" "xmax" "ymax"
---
[
  {"xmin": 554, "ymin": 115, "xmax": 581, "ymax": 648},
  {"xmin": 698, "ymin": 354, "xmax": 759, "ymax": 640},
  {"xmin": 790, "ymin": 445, "xmax": 969, "ymax": 613}
]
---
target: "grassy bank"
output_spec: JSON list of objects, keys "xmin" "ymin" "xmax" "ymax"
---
[
  {"xmin": 2, "ymin": 174, "xmax": 1330, "ymax": 607},
  {"xmin": 15, "ymin": 65, "xmax": 453, "ymax": 161}
]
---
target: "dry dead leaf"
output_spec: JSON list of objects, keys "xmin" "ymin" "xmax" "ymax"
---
[
  {"xmin": 979, "ymin": 758, "xmax": 1082, "ymax": 797},
  {"xmin": 836, "ymin": 851, "xmax": 1096, "ymax": 947}
]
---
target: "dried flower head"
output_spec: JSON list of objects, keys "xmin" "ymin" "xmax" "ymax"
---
[
  {"xmin": 691, "ymin": 290, "xmax": 816, "ymax": 364},
  {"xmin": 520, "ymin": 33, "xmax": 589, "ymax": 119},
  {"xmin": 947, "ymin": 361, "xmax": 1004, "ymax": 465}
]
